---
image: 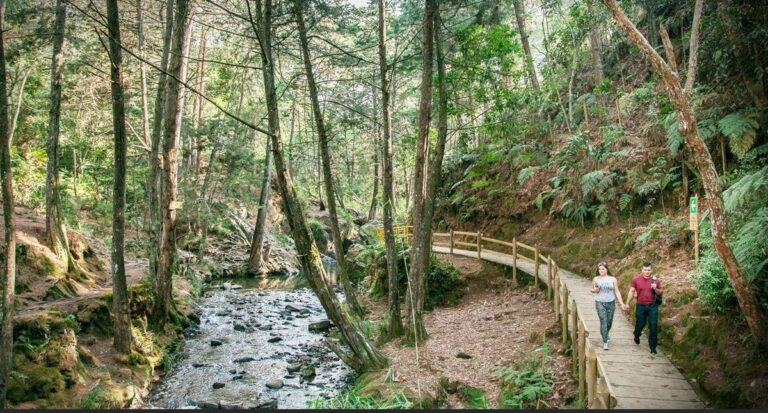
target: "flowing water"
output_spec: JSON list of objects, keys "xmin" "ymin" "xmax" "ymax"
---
[{"xmin": 145, "ymin": 278, "xmax": 354, "ymax": 409}]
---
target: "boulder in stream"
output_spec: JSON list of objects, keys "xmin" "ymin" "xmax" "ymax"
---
[
  {"xmin": 212, "ymin": 382, "xmax": 226, "ymax": 389},
  {"xmin": 234, "ymin": 356, "xmax": 255, "ymax": 363},
  {"xmin": 308, "ymin": 320, "xmax": 332, "ymax": 333},
  {"xmin": 267, "ymin": 336, "xmax": 283, "ymax": 343},
  {"xmin": 265, "ymin": 379, "xmax": 284, "ymax": 390},
  {"xmin": 255, "ymin": 399, "xmax": 278, "ymax": 409},
  {"xmin": 210, "ymin": 339, "xmax": 223, "ymax": 347}
]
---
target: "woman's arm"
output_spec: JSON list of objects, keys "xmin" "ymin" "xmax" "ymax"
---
[
  {"xmin": 591, "ymin": 277, "xmax": 599, "ymax": 293},
  {"xmin": 614, "ymin": 277, "xmax": 627, "ymax": 309}
]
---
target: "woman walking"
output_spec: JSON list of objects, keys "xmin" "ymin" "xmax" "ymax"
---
[{"xmin": 591, "ymin": 262, "xmax": 627, "ymax": 350}]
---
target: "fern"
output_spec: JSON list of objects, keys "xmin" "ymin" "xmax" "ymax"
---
[
  {"xmin": 718, "ymin": 112, "xmax": 759, "ymax": 158},
  {"xmin": 581, "ymin": 169, "xmax": 616, "ymax": 198},
  {"xmin": 732, "ymin": 207, "xmax": 768, "ymax": 282},
  {"xmin": 619, "ymin": 194, "xmax": 632, "ymax": 212},
  {"xmin": 723, "ymin": 166, "xmax": 768, "ymax": 212},
  {"xmin": 517, "ymin": 166, "xmax": 539, "ymax": 185},
  {"xmin": 664, "ymin": 113, "xmax": 683, "ymax": 157}
]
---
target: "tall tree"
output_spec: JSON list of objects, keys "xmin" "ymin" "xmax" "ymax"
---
[
  {"xmin": 0, "ymin": 0, "xmax": 16, "ymax": 406},
  {"xmin": 147, "ymin": 0, "xmax": 175, "ymax": 285},
  {"xmin": 601, "ymin": 0, "xmax": 768, "ymax": 343},
  {"xmin": 409, "ymin": 0, "xmax": 434, "ymax": 237},
  {"xmin": 585, "ymin": 0, "xmax": 604, "ymax": 87},
  {"xmin": 136, "ymin": 0, "xmax": 151, "ymax": 152},
  {"xmin": 105, "ymin": 0, "xmax": 132, "ymax": 353},
  {"xmin": 153, "ymin": 0, "xmax": 195, "ymax": 326},
  {"xmin": 247, "ymin": 0, "xmax": 387, "ymax": 372},
  {"xmin": 405, "ymin": 0, "xmax": 435, "ymax": 344},
  {"xmin": 248, "ymin": 134, "xmax": 273, "ymax": 273},
  {"xmin": 45, "ymin": 0, "xmax": 74, "ymax": 273},
  {"xmin": 294, "ymin": 0, "xmax": 363, "ymax": 315},
  {"xmin": 512, "ymin": 0, "xmax": 539, "ymax": 91},
  {"xmin": 378, "ymin": 0, "xmax": 403, "ymax": 337},
  {"xmin": 367, "ymin": 78, "xmax": 379, "ymax": 222}
]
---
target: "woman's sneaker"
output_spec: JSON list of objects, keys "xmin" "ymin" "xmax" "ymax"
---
[{"xmin": 603, "ymin": 342, "xmax": 609, "ymax": 350}]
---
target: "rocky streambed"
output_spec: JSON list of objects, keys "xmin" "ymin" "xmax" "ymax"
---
[{"xmin": 145, "ymin": 278, "xmax": 354, "ymax": 409}]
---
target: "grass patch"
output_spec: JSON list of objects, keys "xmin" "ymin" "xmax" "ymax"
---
[
  {"xmin": 308, "ymin": 377, "xmax": 413, "ymax": 409},
  {"xmin": 460, "ymin": 385, "xmax": 490, "ymax": 409},
  {"xmin": 494, "ymin": 343, "xmax": 554, "ymax": 408}
]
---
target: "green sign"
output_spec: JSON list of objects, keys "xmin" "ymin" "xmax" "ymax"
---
[{"xmin": 690, "ymin": 196, "xmax": 698, "ymax": 214}]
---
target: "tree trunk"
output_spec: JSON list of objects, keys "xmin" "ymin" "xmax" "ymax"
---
[
  {"xmin": 405, "ymin": 0, "xmax": 436, "ymax": 344},
  {"xmin": 585, "ymin": 0, "xmax": 604, "ymax": 87},
  {"xmin": 410, "ymin": 0, "xmax": 434, "ymax": 237},
  {"xmin": 106, "ymin": 0, "xmax": 132, "ymax": 353},
  {"xmin": 378, "ymin": 0, "xmax": 403, "ymax": 338},
  {"xmin": 153, "ymin": 0, "xmax": 195, "ymax": 327},
  {"xmin": 602, "ymin": 0, "xmax": 768, "ymax": 344},
  {"xmin": 137, "ymin": 0, "xmax": 151, "ymax": 157},
  {"xmin": 513, "ymin": 0, "xmax": 539, "ymax": 91},
  {"xmin": 684, "ymin": 0, "xmax": 703, "ymax": 95},
  {"xmin": 247, "ymin": 0, "xmax": 387, "ymax": 372},
  {"xmin": 189, "ymin": 27, "xmax": 207, "ymax": 173},
  {"xmin": 148, "ymin": 0, "xmax": 175, "ymax": 285},
  {"xmin": 368, "ymin": 78, "xmax": 380, "ymax": 222},
  {"xmin": 248, "ymin": 134, "xmax": 273, "ymax": 273},
  {"xmin": 45, "ymin": 0, "xmax": 73, "ymax": 273},
  {"xmin": 294, "ymin": 0, "xmax": 363, "ymax": 316},
  {"xmin": 0, "ymin": 0, "xmax": 17, "ymax": 405}
]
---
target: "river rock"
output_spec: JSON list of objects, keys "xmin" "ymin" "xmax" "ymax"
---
[
  {"xmin": 287, "ymin": 363, "xmax": 302, "ymax": 373},
  {"xmin": 285, "ymin": 304, "xmax": 304, "ymax": 312},
  {"xmin": 308, "ymin": 320, "xmax": 332, "ymax": 332},
  {"xmin": 210, "ymin": 339, "xmax": 223, "ymax": 347},
  {"xmin": 267, "ymin": 336, "xmax": 283, "ymax": 343},
  {"xmin": 258, "ymin": 325, "xmax": 273, "ymax": 331},
  {"xmin": 220, "ymin": 402, "xmax": 245, "ymax": 409},
  {"xmin": 255, "ymin": 399, "xmax": 278, "ymax": 409},
  {"xmin": 234, "ymin": 356, "xmax": 255, "ymax": 363},
  {"xmin": 233, "ymin": 323, "xmax": 247, "ymax": 332},
  {"xmin": 456, "ymin": 352, "xmax": 472, "ymax": 359},
  {"xmin": 193, "ymin": 400, "xmax": 219, "ymax": 409},
  {"xmin": 212, "ymin": 382, "xmax": 226, "ymax": 389},
  {"xmin": 265, "ymin": 379, "xmax": 284, "ymax": 389},
  {"xmin": 300, "ymin": 365, "xmax": 316, "ymax": 383}
]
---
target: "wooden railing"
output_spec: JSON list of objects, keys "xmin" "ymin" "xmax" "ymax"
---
[{"xmin": 430, "ymin": 228, "xmax": 615, "ymax": 409}]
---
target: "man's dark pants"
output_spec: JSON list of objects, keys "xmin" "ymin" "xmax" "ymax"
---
[{"xmin": 634, "ymin": 303, "xmax": 658, "ymax": 351}]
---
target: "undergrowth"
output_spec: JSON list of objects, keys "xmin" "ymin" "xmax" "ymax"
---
[{"xmin": 494, "ymin": 343, "xmax": 554, "ymax": 408}]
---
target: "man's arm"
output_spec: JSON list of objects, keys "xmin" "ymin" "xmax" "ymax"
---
[{"xmin": 625, "ymin": 286, "xmax": 636, "ymax": 310}]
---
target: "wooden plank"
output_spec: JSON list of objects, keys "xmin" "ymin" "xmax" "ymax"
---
[
  {"xmin": 587, "ymin": 346, "xmax": 597, "ymax": 407},
  {"xmin": 607, "ymin": 374, "xmax": 696, "ymax": 391},
  {"xmin": 454, "ymin": 241, "xmax": 476, "ymax": 248},
  {"xmin": 614, "ymin": 398, "xmax": 704, "ymax": 409},
  {"xmin": 610, "ymin": 385, "xmax": 700, "ymax": 402},
  {"xmin": 578, "ymin": 317, "xmax": 586, "ymax": 402},
  {"xmin": 512, "ymin": 238, "xmax": 517, "ymax": 284},
  {"xmin": 562, "ymin": 285, "xmax": 569, "ymax": 343},
  {"xmin": 433, "ymin": 242, "xmax": 451, "ymax": 247},
  {"xmin": 453, "ymin": 230, "xmax": 476, "ymax": 236},
  {"xmin": 433, "ymin": 232, "xmax": 450, "ymax": 237}
]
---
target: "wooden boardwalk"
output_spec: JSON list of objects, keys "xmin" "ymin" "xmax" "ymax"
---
[{"xmin": 430, "ymin": 234, "xmax": 705, "ymax": 409}]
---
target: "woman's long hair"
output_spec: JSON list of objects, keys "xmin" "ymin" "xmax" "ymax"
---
[{"xmin": 596, "ymin": 261, "xmax": 612, "ymax": 277}]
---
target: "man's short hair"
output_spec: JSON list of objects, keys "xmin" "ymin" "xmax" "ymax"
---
[{"xmin": 642, "ymin": 261, "xmax": 652, "ymax": 268}]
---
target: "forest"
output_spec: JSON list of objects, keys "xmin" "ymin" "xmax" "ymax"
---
[{"xmin": 0, "ymin": 0, "xmax": 766, "ymax": 409}]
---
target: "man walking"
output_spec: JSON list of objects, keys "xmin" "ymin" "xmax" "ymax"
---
[{"xmin": 624, "ymin": 262, "xmax": 663, "ymax": 354}]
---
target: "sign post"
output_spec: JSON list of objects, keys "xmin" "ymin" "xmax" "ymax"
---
[{"xmin": 689, "ymin": 196, "xmax": 699, "ymax": 263}]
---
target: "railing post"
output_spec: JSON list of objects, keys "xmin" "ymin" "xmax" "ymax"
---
[
  {"xmin": 553, "ymin": 264, "xmax": 560, "ymax": 321},
  {"xmin": 449, "ymin": 229, "xmax": 454, "ymax": 254},
  {"xmin": 571, "ymin": 298, "xmax": 578, "ymax": 349},
  {"xmin": 534, "ymin": 247, "xmax": 540, "ymax": 287},
  {"xmin": 512, "ymin": 238, "xmax": 517, "ymax": 284},
  {"xmin": 587, "ymin": 346, "xmax": 597, "ymax": 408},
  {"xmin": 476, "ymin": 231, "xmax": 482, "ymax": 259},
  {"xmin": 546, "ymin": 255, "xmax": 552, "ymax": 299},
  {"xmin": 561, "ymin": 285, "xmax": 569, "ymax": 343},
  {"xmin": 578, "ymin": 320, "xmax": 586, "ymax": 403}
]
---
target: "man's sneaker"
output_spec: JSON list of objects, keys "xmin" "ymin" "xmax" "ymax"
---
[
  {"xmin": 634, "ymin": 336, "xmax": 640, "ymax": 345},
  {"xmin": 650, "ymin": 348, "xmax": 657, "ymax": 354},
  {"xmin": 603, "ymin": 342, "xmax": 609, "ymax": 350}
]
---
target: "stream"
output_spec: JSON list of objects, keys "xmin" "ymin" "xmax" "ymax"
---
[{"xmin": 145, "ymin": 278, "xmax": 354, "ymax": 409}]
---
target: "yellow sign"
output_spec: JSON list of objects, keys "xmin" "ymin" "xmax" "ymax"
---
[{"xmin": 374, "ymin": 225, "xmax": 411, "ymax": 243}]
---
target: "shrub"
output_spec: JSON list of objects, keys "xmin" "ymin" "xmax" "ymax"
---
[{"xmin": 425, "ymin": 255, "xmax": 467, "ymax": 310}]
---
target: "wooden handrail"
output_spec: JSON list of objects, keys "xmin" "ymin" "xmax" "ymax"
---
[
  {"xmin": 433, "ymin": 232, "xmax": 450, "ymax": 237},
  {"xmin": 516, "ymin": 241, "xmax": 537, "ymax": 253},
  {"xmin": 453, "ymin": 241, "xmax": 476, "ymax": 248},
  {"xmin": 452, "ymin": 230, "xmax": 477, "ymax": 236},
  {"xmin": 480, "ymin": 236, "xmax": 515, "ymax": 248}
]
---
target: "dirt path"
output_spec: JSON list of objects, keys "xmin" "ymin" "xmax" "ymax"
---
[{"xmin": 364, "ymin": 253, "xmax": 576, "ymax": 408}]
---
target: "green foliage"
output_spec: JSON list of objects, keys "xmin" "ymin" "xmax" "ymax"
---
[
  {"xmin": 717, "ymin": 112, "xmax": 759, "ymax": 159},
  {"xmin": 494, "ymin": 343, "xmax": 553, "ymax": 409},
  {"xmin": 517, "ymin": 166, "xmax": 539, "ymax": 185},
  {"xmin": 425, "ymin": 255, "xmax": 467, "ymax": 311},
  {"xmin": 723, "ymin": 166, "xmax": 768, "ymax": 212},
  {"xmin": 460, "ymin": 386, "xmax": 490, "ymax": 409},
  {"xmin": 308, "ymin": 378, "xmax": 413, "ymax": 409},
  {"xmin": 688, "ymin": 222, "xmax": 736, "ymax": 313}
]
